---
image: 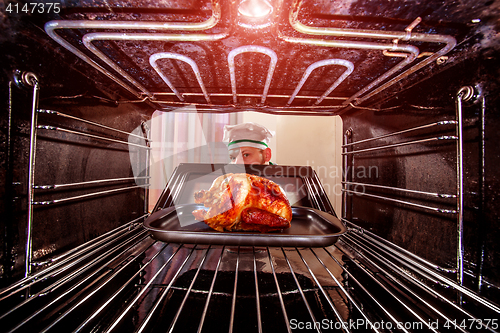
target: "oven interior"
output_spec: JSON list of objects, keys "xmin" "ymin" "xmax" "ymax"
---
[{"xmin": 1, "ymin": 0, "xmax": 500, "ymax": 331}]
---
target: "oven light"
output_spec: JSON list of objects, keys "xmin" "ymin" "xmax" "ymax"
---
[{"xmin": 238, "ymin": 0, "xmax": 273, "ymax": 18}]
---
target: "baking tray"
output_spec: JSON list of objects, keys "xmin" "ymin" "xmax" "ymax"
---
[{"xmin": 143, "ymin": 204, "xmax": 346, "ymax": 247}]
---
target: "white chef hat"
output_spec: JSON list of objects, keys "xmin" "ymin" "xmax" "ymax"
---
[{"xmin": 223, "ymin": 122, "xmax": 275, "ymax": 150}]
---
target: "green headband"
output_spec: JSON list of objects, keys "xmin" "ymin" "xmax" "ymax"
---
[{"xmin": 228, "ymin": 139, "xmax": 269, "ymax": 148}]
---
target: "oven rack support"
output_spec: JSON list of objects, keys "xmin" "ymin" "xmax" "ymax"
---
[
  {"xmin": 340, "ymin": 86, "xmax": 487, "ymax": 301},
  {"xmin": 0, "ymin": 214, "xmax": 148, "ymax": 301},
  {"xmin": 23, "ymin": 93, "xmax": 151, "ymax": 278},
  {"xmin": 336, "ymin": 235, "xmax": 500, "ymax": 332},
  {"xmin": 0, "ymin": 219, "xmax": 152, "ymax": 332},
  {"xmin": 341, "ymin": 121, "xmax": 460, "ymax": 216},
  {"xmin": 342, "ymin": 116, "xmax": 460, "ymax": 271},
  {"xmin": 341, "ymin": 219, "xmax": 500, "ymax": 315},
  {"xmin": 25, "ymin": 72, "xmax": 40, "ymax": 278}
]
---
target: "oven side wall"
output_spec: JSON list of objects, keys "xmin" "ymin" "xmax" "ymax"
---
[
  {"xmin": 341, "ymin": 47, "xmax": 500, "ymax": 303},
  {"xmin": 0, "ymin": 77, "xmax": 151, "ymax": 286}
]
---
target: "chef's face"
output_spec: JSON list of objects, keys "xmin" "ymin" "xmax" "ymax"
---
[{"xmin": 229, "ymin": 147, "xmax": 270, "ymax": 164}]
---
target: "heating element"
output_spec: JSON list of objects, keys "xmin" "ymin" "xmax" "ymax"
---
[{"xmin": 40, "ymin": 0, "xmax": 459, "ymax": 115}]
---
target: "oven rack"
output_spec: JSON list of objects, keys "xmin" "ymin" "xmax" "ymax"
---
[
  {"xmin": 341, "ymin": 220, "xmax": 500, "ymax": 314},
  {"xmin": 23, "ymin": 77, "xmax": 151, "ymax": 277},
  {"xmin": 3, "ymin": 131, "xmax": 499, "ymax": 333},
  {"xmin": 336, "ymin": 233, "xmax": 500, "ymax": 332},
  {"xmin": 1, "ymin": 227, "xmax": 499, "ymax": 332}
]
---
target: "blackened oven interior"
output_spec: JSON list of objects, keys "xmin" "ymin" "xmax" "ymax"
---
[{"xmin": 1, "ymin": 0, "xmax": 500, "ymax": 331}]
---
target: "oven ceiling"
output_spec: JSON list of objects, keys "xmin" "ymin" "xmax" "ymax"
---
[{"xmin": 3, "ymin": 0, "xmax": 499, "ymax": 114}]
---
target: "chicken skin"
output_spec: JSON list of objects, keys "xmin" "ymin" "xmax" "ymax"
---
[{"xmin": 192, "ymin": 173, "xmax": 292, "ymax": 232}]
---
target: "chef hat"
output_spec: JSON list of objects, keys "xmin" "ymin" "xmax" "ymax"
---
[{"xmin": 223, "ymin": 122, "xmax": 275, "ymax": 150}]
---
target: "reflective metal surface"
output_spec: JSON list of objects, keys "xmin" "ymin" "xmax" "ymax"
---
[{"xmin": 143, "ymin": 204, "xmax": 346, "ymax": 247}]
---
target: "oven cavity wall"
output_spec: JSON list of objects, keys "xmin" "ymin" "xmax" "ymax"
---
[
  {"xmin": 340, "ymin": 47, "xmax": 500, "ymax": 307},
  {"xmin": 1, "ymin": 75, "xmax": 151, "ymax": 285}
]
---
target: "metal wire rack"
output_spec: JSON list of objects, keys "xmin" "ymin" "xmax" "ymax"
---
[
  {"xmin": 1, "ymin": 219, "xmax": 499, "ymax": 332},
  {"xmin": 22, "ymin": 75, "xmax": 151, "ymax": 277},
  {"xmin": 2, "ymin": 84, "xmax": 498, "ymax": 332}
]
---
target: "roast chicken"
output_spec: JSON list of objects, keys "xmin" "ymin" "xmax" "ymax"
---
[{"xmin": 192, "ymin": 173, "xmax": 292, "ymax": 232}]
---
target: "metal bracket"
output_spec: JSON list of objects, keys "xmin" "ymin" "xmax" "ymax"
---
[
  {"xmin": 403, "ymin": 17, "xmax": 422, "ymax": 41},
  {"xmin": 457, "ymin": 85, "xmax": 482, "ymax": 104},
  {"xmin": 13, "ymin": 70, "xmax": 39, "ymax": 90}
]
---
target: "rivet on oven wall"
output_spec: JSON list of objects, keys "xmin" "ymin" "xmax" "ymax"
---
[
  {"xmin": 436, "ymin": 56, "xmax": 448, "ymax": 65},
  {"xmin": 345, "ymin": 128, "xmax": 353, "ymax": 138}
]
